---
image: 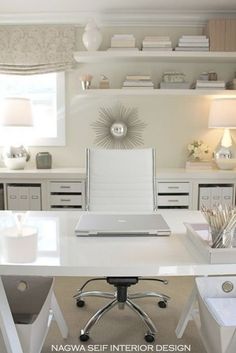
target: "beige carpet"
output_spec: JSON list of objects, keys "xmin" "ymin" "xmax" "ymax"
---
[{"xmin": 1, "ymin": 276, "xmax": 207, "ymax": 353}]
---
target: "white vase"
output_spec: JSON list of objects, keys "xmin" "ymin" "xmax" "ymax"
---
[{"xmin": 82, "ymin": 19, "xmax": 102, "ymax": 51}]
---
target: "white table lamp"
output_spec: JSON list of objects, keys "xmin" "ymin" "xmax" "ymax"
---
[
  {"xmin": 2, "ymin": 97, "xmax": 33, "ymax": 127},
  {"xmin": 1, "ymin": 97, "xmax": 33, "ymax": 169},
  {"xmin": 208, "ymin": 98, "xmax": 236, "ymax": 169}
]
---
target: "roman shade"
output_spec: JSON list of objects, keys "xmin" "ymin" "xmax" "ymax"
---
[{"xmin": 0, "ymin": 25, "xmax": 76, "ymax": 74}]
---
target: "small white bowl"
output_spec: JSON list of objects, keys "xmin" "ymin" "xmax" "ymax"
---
[
  {"xmin": 215, "ymin": 158, "xmax": 236, "ymax": 170},
  {"xmin": 4, "ymin": 156, "xmax": 27, "ymax": 170}
]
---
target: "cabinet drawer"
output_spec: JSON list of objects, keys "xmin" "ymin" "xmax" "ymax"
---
[
  {"xmin": 158, "ymin": 195, "xmax": 189, "ymax": 207},
  {"xmin": 158, "ymin": 182, "xmax": 189, "ymax": 194},
  {"xmin": 50, "ymin": 182, "xmax": 83, "ymax": 193},
  {"xmin": 50, "ymin": 194, "xmax": 82, "ymax": 206}
]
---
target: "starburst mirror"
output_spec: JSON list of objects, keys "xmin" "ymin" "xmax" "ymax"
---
[{"xmin": 91, "ymin": 103, "xmax": 147, "ymax": 149}]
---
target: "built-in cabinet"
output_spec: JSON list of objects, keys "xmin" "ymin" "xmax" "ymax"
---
[
  {"xmin": 0, "ymin": 168, "xmax": 236, "ymax": 211},
  {"xmin": 48, "ymin": 181, "xmax": 85, "ymax": 210},
  {"xmin": 198, "ymin": 184, "xmax": 234, "ymax": 209},
  {"xmin": 157, "ymin": 182, "xmax": 190, "ymax": 209},
  {"xmin": 157, "ymin": 181, "xmax": 235, "ymax": 210}
]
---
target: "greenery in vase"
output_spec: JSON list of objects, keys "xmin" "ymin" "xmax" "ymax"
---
[{"xmin": 187, "ymin": 140, "xmax": 209, "ymax": 161}]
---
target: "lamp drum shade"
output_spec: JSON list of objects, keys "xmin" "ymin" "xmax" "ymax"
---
[
  {"xmin": 208, "ymin": 99, "xmax": 236, "ymax": 129},
  {"xmin": 1, "ymin": 97, "xmax": 33, "ymax": 127}
]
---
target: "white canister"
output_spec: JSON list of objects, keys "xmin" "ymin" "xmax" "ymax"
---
[
  {"xmin": 82, "ymin": 19, "xmax": 102, "ymax": 51},
  {"xmin": 1, "ymin": 226, "xmax": 38, "ymax": 263}
]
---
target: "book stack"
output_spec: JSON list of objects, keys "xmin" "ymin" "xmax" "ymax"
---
[
  {"xmin": 108, "ymin": 34, "xmax": 138, "ymax": 51},
  {"xmin": 195, "ymin": 80, "xmax": 225, "ymax": 90},
  {"xmin": 142, "ymin": 36, "xmax": 172, "ymax": 51},
  {"xmin": 122, "ymin": 75, "xmax": 154, "ymax": 89},
  {"xmin": 175, "ymin": 35, "xmax": 209, "ymax": 51},
  {"xmin": 185, "ymin": 160, "xmax": 213, "ymax": 170}
]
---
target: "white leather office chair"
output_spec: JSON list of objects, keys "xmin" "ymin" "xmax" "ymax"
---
[{"xmin": 74, "ymin": 148, "xmax": 170, "ymax": 343}]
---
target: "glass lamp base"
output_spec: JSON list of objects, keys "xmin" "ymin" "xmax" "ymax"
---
[{"xmin": 214, "ymin": 134, "xmax": 236, "ymax": 170}]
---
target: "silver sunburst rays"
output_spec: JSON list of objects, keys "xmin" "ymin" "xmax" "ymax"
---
[{"xmin": 91, "ymin": 103, "xmax": 147, "ymax": 149}]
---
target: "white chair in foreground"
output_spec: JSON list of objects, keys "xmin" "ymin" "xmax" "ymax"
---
[{"xmin": 74, "ymin": 148, "xmax": 170, "ymax": 343}]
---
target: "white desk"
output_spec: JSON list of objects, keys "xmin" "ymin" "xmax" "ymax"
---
[{"xmin": 0, "ymin": 210, "xmax": 235, "ymax": 353}]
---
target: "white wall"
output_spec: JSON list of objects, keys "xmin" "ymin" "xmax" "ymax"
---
[{"xmin": 25, "ymin": 26, "xmax": 236, "ymax": 168}]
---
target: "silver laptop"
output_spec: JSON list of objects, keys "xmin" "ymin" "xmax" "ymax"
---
[{"xmin": 75, "ymin": 213, "xmax": 171, "ymax": 237}]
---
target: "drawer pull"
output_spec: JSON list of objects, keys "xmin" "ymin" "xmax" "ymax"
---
[
  {"xmin": 60, "ymin": 198, "xmax": 71, "ymax": 202},
  {"xmin": 10, "ymin": 195, "xmax": 17, "ymax": 199},
  {"xmin": 60, "ymin": 186, "xmax": 71, "ymax": 189},
  {"xmin": 168, "ymin": 199, "xmax": 179, "ymax": 202},
  {"xmin": 168, "ymin": 186, "xmax": 179, "ymax": 190}
]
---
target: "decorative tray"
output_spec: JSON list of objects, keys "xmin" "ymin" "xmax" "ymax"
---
[{"xmin": 185, "ymin": 223, "xmax": 236, "ymax": 264}]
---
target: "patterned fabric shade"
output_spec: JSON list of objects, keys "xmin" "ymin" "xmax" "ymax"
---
[{"xmin": 0, "ymin": 25, "xmax": 76, "ymax": 74}]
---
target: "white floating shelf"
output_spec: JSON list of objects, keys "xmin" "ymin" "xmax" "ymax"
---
[
  {"xmin": 77, "ymin": 89, "xmax": 236, "ymax": 97},
  {"xmin": 74, "ymin": 51, "xmax": 236, "ymax": 63}
]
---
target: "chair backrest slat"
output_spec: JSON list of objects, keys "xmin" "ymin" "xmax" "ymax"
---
[{"xmin": 86, "ymin": 148, "xmax": 156, "ymax": 212}]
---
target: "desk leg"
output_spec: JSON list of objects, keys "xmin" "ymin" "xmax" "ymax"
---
[
  {"xmin": 51, "ymin": 291, "xmax": 69, "ymax": 339},
  {"xmin": 175, "ymin": 286, "xmax": 197, "ymax": 338},
  {"xmin": 0, "ymin": 277, "xmax": 23, "ymax": 353},
  {"xmin": 226, "ymin": 331, "xmax": 236, "ymax": 353}
]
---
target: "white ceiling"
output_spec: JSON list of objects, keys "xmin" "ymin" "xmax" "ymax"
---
[
  {"xmin": 0, "ymin": 0, "xmax": 236, "ymax": 13},
  {"xmin": 0, "ymin": 0, "xmax": 236, "ymax": 25}
]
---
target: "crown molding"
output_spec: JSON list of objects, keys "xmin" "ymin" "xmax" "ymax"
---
[{"xmin": 0, "ymin": 10, "xmax": 236, "ymax": 27}]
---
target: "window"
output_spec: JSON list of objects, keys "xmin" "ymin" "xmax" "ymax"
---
[{"xmin": 0, "ymin": 72, "xmax": 65, "ymax": 146}]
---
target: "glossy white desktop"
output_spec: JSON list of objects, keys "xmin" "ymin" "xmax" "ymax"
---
[{"xmin": 0, "ymin": 210, "xmax": 236, "ymax": 353}]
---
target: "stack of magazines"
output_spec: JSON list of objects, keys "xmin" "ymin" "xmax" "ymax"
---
[
  {"xmin": 122, "ymin": 75, "xmax": 154, "ymax": 89},
  {"xmin": 195, "ymin": 80, "xmax": 225, "ymax": 89},
  {"xmin": 142, "ymin": 36, "xmax": 172, "ymax": 51},
  {"xmin": 108, "ymin": 34, "xmax": 138, "ymax": 51},
  {"xmin": 175, "ymin": 35, "xmax": 209, "ymax": 51}
]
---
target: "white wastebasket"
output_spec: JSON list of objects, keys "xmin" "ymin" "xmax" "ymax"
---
[
  {"xmin": 196, "ymin": 276, "xmax": 236, "ymax": 353},
  {"xmin": 2, "ymin": 276, "xmax": 54, "ymax": 353}
]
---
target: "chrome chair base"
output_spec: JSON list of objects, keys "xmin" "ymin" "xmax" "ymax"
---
[
  {"xmin": 74, "ymin": 277, "xmax": 170, "ymax": 342},
  {"xmin": 79, "ymin": 297, "xmax": 158, "ymax": 343}
]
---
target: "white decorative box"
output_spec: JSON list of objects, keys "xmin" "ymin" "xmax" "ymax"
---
[{"xmin": 185, "ymin": 223, "xmax": 236, "ymax": 264}]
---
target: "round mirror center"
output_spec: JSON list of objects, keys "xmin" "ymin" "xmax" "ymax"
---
[{"xmin": 110, "ymin": 122, "xmax": 127, "ymax": 138}]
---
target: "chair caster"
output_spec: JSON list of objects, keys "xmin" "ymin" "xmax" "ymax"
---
[
  {"xmin": 76, "ymin": 299, "xmax": 85, "ymax": 307},
  {"xmin": 79, "ymin": 333, "xmax": 90, "ymax": 342},
  {"xmin": 158, "ymin": 300, "xmax": 167, "ymax": 308},
  {"xmin": 144, "ymin": 333, "xmax": 155, "ymax": 343}
]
